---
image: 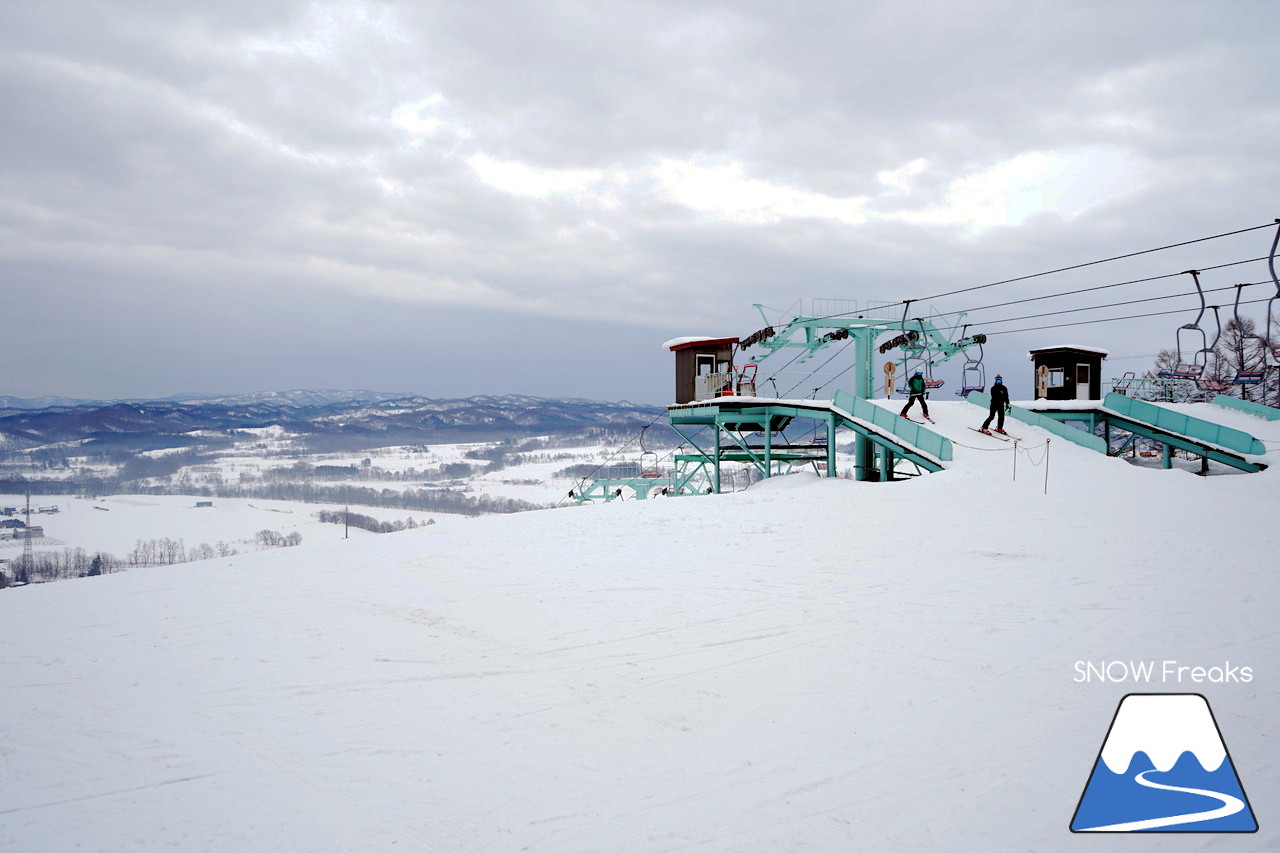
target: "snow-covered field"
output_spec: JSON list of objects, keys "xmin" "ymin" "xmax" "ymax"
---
[
  {"xmin": 0, "ymin": 494, "xmax": 447, "ymax": 561},
  {"xmin": 1, "ymin": 400, "xmax": 1278, "ymax": 850}
]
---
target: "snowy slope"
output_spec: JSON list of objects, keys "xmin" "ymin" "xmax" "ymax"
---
[{"xmin": 1, "ymin": 403, "xmax": 1277, "ymax": 851}]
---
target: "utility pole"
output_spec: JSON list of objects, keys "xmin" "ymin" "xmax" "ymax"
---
[
  {"xmin": 344, "ymin": 506, "xmax": 349, "ymax": 540},
  {"xmin": 20, "ymin": 492, "xmax": 34, "ymax": 583}
]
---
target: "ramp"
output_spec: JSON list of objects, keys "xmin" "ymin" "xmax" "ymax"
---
[
  {"xmin": 831, "ymin": 390, "xmax": 951, "ymax": 472},
  {"xmin": 965, "ymin": 392, "xmax": 1107, "ymax": 454},
  {"xmin": 1212, "ymin": 394, "xmax": 1280, "ymax": 422},
  {"xmin": 1025, "ymin": 393, "xmax": 1267, "ymax": 473},
  {"xmin": 1100, "ymin": 393, "xmax": 1266, "ymax": 472}
]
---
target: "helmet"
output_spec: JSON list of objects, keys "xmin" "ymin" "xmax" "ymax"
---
[
  {"xmin": 913, "ymin": 371, "xmax": 922, "ymax": 377},
  {"xmin": 994, "ymin": 375, "xmax": 1003, "ymax": 381}
]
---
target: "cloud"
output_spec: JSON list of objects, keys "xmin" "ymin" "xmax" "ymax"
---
[
  {"xmin": 895, "ymin": 147, "xmax": 1153, "ymax": 230},
  {"xmin": 654, "ymin": 159, "xmax": 869, "ymax": 226},
  {"xmin": 467, "ymin": 154, "xmax": 608, "ymax": 200},
  {"xmin": 2, "ymin": 0, "xmax": 1278, "ymax": 400}
]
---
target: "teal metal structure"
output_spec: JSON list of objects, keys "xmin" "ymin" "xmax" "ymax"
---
[
  {"xmin": 738, "ymin": 300, "xmax": 978, "ymax": 481},
  {"xmin": 572, "ymin": 475, "xmax": 674, "ymax": 502},
  {"xmin": 1212, "ymin": 394, "xmax": 1280, "ymax": 421},
  {"xmin": 665, "ymin": 394, "xmax": 952, "ymax": 492},
  {"xmin": 582, "ymin": 299, "xmax": 981, "ymax": 499},
  {"xmin": 996, "ymin": 392, "xmax": 1268, "ymax": 473},
  {"xmin": 668, "ymin": 401, "xmax": 838, "ymax": 493}
]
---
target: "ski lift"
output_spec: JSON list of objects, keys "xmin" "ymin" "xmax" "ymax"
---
[
  {"xmin": 1113, "ymin": 371, "xmax": 1140, "ymax": 397},
  {"xmin": 1193, "ymin": 305, "xmax": 1229, "ymax": 394},
  {"xmin": 1158, "ymin": 270, "xmax": 1209, "ymax": 380},
  {"xmin": 1229, "ymin": 284, "xmax": 1266, "ymax": 385},
  {"xmin": 1267, "ymin": 220, "xmax": 1280, "ymax": 363},
  {"xmin": 897, "ymin": 318, "xmax": 944, "ymax": 393},
  {"xmin": 736, "ymin": 362, "xmax": 759, "ymax": 396},
  {"xmin": 639, "ymin": 426, "xmax": 660, "ymax": 478},
  {"xmin": 956, "ymin": 327, "xmax": 985, "ymax": 397}
]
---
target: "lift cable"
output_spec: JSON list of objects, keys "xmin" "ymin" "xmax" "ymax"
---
[
  {"xmin": 972, "ymin": 295, "xmax": 1274, "ymax": 335},
  {"xmin": 747, "ymin": 221, "xmax": 1277, "ymax": 329},
  {"xmin": 778, "ymin": 337, "xmax": 857, "ymax": 397},
  {"xmin": 920, "ymin": 255, "xmax": 1271, "ymax": 322},
  {"xmin": 968, "ymin": 279, "xmax": 1272, "ymax": 330},
  {"xmin": 912, "ymin": 221, "xmax": 1277, "ymax": 303}
]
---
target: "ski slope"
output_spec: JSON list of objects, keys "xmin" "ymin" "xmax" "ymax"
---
[{"xmin": 1, "ymin": 401, "xmax": 1278, "ymax": 851}]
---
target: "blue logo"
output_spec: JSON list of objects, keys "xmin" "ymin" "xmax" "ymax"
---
[{"xmin": 1071, "ymin": 693, "xmax": 1257, "ymax": 832}]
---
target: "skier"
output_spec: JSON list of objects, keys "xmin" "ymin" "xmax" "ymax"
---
[
  {"xmin": 980, "ymin": 374, "xmax": 1011, "ymax": 434},
  {"xmin": 900, "ymin": 371, "xmax": 930, "ymax": 420}
]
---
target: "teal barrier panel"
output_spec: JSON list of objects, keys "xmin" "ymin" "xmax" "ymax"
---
[
  {"xmin": 965, "ymin": 392, "xmax": 1108, "ymax": 454},
  {"xmin": 1105, "ymin": 393, "xmax": 1265, "ymax": 455},
  {"xmin": 833, "ymin": 390, "xmax": 952, "ymax": 462},
  {"xmin": 1212, "ymin": 394, "xmax": 1280, "ymax": 422}
]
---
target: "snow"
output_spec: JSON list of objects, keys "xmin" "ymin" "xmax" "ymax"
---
[
  {"xmin": 1, "ymin": 401, "xmax": 1278, "ymax": 850},
  {"xmin": 0, "ymin": 494, "xmax": 445, "ymax": 558},
  {"xmin": 662, "ymin": 335, "xmax": 734, "ymax": 351},
  {"xmin": 1026, "ymin": 344, "xmax": 1110, "ymax": 357},
  {"xmin": 1099, "ymin": 694, "xmax": 1226, "ymax": 774}
]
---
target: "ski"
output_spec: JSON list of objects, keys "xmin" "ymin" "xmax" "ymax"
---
[{"xmin": 969, "ymin": 427, "xmax": 1010, "ymax": 441}]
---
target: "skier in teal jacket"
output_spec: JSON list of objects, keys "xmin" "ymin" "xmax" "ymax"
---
[{"xmin": 899, "ymin": 371, "xmax": 929, "ymax": 420}]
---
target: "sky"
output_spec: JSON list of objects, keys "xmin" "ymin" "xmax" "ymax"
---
[{"xmin": 3, "ymin": 0, "xmax": 1279, "ymax": 405}]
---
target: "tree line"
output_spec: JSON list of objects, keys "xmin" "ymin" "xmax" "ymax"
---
[{"xmin": 0, "ymin": 529, "xmax": 308, "ymax": 589}]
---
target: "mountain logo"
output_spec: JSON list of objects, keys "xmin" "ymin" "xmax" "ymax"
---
[{"xmin": 1070, "ymin": 693, "xmax": 1257, "ymax": 832}]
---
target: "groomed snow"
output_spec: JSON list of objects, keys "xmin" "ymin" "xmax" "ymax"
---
[{"xmin": 1, "ymin": 401, "xmax": 1277, "ymax": 850}]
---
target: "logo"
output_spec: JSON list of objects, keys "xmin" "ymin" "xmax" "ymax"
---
[{"xmin": 1070, "ymin": 694, "xmax": 1257, "ymax": 832}]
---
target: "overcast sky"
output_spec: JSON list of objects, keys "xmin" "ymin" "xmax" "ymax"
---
[{"xmin": 4, "ymin": 1, "xmax": 1278, "ymax": 404}]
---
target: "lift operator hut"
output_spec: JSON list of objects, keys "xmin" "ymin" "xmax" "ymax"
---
[{"xmin": 1029, "ymin": 345, "xmax": 1108, "ymax": 401}]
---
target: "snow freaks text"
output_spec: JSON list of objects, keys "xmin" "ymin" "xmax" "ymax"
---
[{"xmin": 1073, "ymin": 661, "xmax": 1253, "ymax": 684}]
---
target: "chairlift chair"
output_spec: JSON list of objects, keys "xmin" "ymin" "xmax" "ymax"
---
[
  {"xmin": 1228, "ymin": 283, "xmax": 1267, "ymax": 385},
  {"xmin": 639, "ymin": 425, "xmax": 661, "ymax": 478},
  {"xmin": 1266, "ymin": 220, "xmax": 1280, "ymax": 363},
  {"xmin": 1157, "ymin": 271, "xmax": 1212, "ymax": 381},
  {"xmin": 1191, "ymin": 305, "xmax": 1229, "ymax": 394}
]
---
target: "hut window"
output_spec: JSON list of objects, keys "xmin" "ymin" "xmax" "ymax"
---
[
  {"xmin": 1048, "ymin": 368, "xmax": 1064, "ymax": 388},
  {"xmin": 696, "ymin": 354, "xmax": 715, "ymax": 375}
]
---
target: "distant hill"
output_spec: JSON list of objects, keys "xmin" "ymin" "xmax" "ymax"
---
[
  {"xmin": 0, "ymin": 389, "xmax": 417, "ymax": 409},
  {"xmin": 0, "ymin": 392, "xmax": 665, "ymax": 453}
]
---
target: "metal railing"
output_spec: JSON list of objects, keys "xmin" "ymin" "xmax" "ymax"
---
[{"xmin": 693, "ymin": 373, "xmax": 734, "ymax": 401}]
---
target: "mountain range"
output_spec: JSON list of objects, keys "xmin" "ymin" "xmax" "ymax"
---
[{"xmin": 0, "ymin": 391, "xmax": 665, "ymax": 453}]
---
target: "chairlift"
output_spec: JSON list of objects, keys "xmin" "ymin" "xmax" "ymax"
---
[
  {"xmin": 1192, "ymin": 306, "xmax": 1230, "ymax": 394},
  {"xmin": 956, "ymin": 328, "xmax": 985, "ymax": 397},
  {"xmin": 1229, "ymin": 284, "xmax": 1266, "ymax": 385},
  {"xmin": 897, "ymin": 319, "xmax": 944, "ymax": 392},
  {"xmin": 1158, "ymin": 270, "xmax": 1209, "ymax": 380},
  {"xmin": 639, "ymin": 425, "xmax": 661, "ymax": 478},
  {"xmin": 1267, "ymin": 220, "xmax": 1280, "ymax": 363},
  {"xmin": 736, "ymin": 362, "xmax": 759, "ymax": 396},
  {"xmin": 1113, "ymin": 371, "xmax": 1139, "ymax": 397}
]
